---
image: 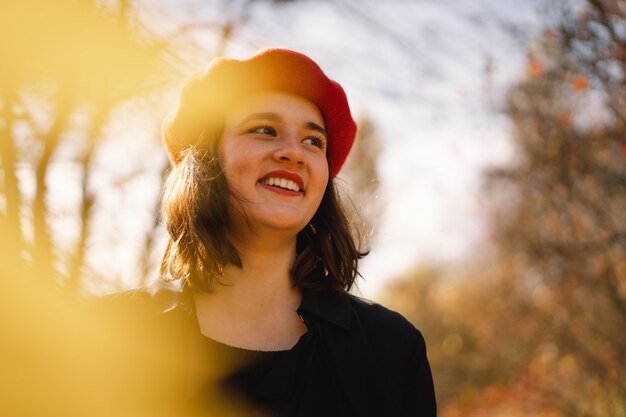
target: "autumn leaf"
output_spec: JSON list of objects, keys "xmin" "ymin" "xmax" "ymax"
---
[
  {"xmin": 528, "ymin": 60, "xmax": 544, "ymax": 78},
  {"xmin": 571, "ymin": 75, "xmax": 589, "ymax": 91}
]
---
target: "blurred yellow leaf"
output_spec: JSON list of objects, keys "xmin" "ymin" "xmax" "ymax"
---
[{"xmin": 0, "ymin": 0, "xmax": 162, "ymax": 101}]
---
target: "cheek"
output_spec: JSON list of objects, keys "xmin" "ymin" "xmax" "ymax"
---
[
  {"xmin": 318, "ymin": 158, "xmax": 330, "ymax": 188},
  {"xmin": 220, "ymin": 140, "xmax": 250, "ymax": 173},
  {"xmin": 218, "ymin": 145, "xmax": 249, "ymax": 195},
  {"xmin": 311, "ymin": 161, "xmax": 329, "ymax": 204}
]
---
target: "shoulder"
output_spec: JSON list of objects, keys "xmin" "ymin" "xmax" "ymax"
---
[
  {"xmin": 344, "ymin": 293, "xmax": 436, "ymax": 414},
  {"xmin": 77, "ymin": 287, "xmax": 195, "ymax": 412},
  {"xmin": 346, "ymin": 293, "xmax": 425, "ymax": 347},
  {"xmin": 89, "ymin": 285, "xmax": 183, "ymax": 315},
  {"xmin": 345, "ymin": 293, "xmax": 429, "ymax": 371},
  {"xmin": 85, "ymin": 285, "xmax": 194, "ymax": 338}
]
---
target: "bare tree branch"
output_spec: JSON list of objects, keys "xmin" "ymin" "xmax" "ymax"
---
[
  {"xmin": 66, "ymin": 106, "xmax": 109, "ymax": 289},
  {"xmin": 138, "ymin": 161, "xmax": 169, "ymax": 286},
  {"xmin": 0, "ymin": 86, "xmax": 24, "ymax": 262},
  {"xmin": 32, "ymin": 88, "xmax": 73, "ymax": 279}
]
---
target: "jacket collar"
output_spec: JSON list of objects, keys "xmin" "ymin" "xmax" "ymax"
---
[{"xmin": 298, "ymin": 287, "xmax": 352, "ymax": 330}]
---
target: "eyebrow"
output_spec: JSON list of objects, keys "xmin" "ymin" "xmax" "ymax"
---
[
  {"xmin": 238, "ymin": 112, "xmax": 282, "ymax": 126},
  {"xmin": 305, "ymin": 122, "xmax": 327, "ymax": 139},
  {"xmin": 238, "ymin": 112, "xmax": 327, "ymax": 139}
]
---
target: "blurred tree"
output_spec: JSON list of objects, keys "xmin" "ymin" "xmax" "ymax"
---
[
  {"xmin": 380, "ymin": 260, "xmax": 560, "ymax": 417},
  {"xmin": 339, "ymin": 115, "xmax": 382, "ymax": 245},
  {"xmin": 0, "ymin": 0, "xmax": 250, "ymax": 293},
  {"xmin": 382, "ymin": 1, "xmax": 625, "ymax": 416},
  {"xmin": 0, "ymin": 0, "xmax": 169, "ymax": 290},
  {"xmin": 485, "ymin": 0, "xmax": 625, "ymax": 414}
]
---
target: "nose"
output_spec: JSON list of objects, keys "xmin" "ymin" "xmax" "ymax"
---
[{"xmin": 273, "ymin": 135, "xmax": 305, "ymax": 166}]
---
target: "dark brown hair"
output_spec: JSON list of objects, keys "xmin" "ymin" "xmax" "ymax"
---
[{"xmin": 160, "ymin": 143, "xmax": 368, "ymax": 293}]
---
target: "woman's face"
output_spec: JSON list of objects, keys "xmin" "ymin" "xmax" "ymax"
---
[{"xmin": 218, "ymin": 91, "xmax": 329, "ymax": 239}]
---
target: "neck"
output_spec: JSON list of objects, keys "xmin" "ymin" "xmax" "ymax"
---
[
  {"xmin": 195, "ymin": 232, "xmax": 301, "ymax": 320},
  {"xmin": 192, "ymin": 232, "xmax": 307, "ymax": 350}
]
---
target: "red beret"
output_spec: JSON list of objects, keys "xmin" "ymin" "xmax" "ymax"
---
[{"xmin": 162, "ymin": 48, "xmax": 357, "ymax": 177}]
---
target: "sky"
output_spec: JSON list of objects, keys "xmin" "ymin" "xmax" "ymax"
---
[{"xmin": 124, "ymin": 0, "xmax": 557, "ymax": 297}]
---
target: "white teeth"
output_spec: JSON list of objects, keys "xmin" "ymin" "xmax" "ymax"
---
[{"xmin": 261, "ymin": 177, "xmax": 301, "ymax": 192}]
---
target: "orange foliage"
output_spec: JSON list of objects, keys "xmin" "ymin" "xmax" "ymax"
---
[
  {"xmin": 571, "ymin": 75, "xmax": 589, "ymax": 91},
  {"xmin": 385, "ymin": 4, "xmax": 626, "ymax": 413},
  {"xmin": 527, "ymin": 60, "xmax": 544, "ymax": 78}
]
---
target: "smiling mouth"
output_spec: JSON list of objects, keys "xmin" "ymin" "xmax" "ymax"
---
[{"xmin": 259, "ymin": 177, "xmax": 302, "ymax": 192}]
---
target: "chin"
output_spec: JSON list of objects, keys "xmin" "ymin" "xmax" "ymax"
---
[
  {"xmin": 254, "ymin": 205, "xmax": 310, "ymax": 225},
  {"xmin": 262, "ymin": 219, "xmax": 308, "ymax": 233},
  {"xmin": 255, "ymin": 212, "xmax": 310, "ymax": 234}
]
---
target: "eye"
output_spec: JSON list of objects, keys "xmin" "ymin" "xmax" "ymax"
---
[
  {"xmin": 250, "ymin": 124, "xmax": 277, "ymax": 136},
  {"xmin": 302, "ymin": 135, "xmax": 327, "ymax": 150}
]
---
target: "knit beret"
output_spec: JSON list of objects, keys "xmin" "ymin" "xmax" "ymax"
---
[{"xmin": 162, "ymin": 48, "xmax": 357, "ymax": 177}]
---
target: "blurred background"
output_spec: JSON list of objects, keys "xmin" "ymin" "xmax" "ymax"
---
[{"xmin": 1, "ymin": 0, "xmax": 625, "ymax": 416}]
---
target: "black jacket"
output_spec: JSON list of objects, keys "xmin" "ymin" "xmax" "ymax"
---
[{"xmin": 95, "ymin": 285, "xmax": 437, "ymax": 417}]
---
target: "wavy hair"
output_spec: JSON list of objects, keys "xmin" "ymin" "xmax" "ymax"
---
[{"xmin": 160, "ymin": 143, "xmax": 368, "ymax": 293}]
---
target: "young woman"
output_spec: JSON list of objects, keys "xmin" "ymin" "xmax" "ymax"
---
[{"xmin": 147, "ymin": 48, "xmax": 435, "ymax": 416}]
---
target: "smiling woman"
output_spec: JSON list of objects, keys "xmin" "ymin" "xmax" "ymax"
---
[{"xmin": 112, "ymin": 48, "xmax": 436, "ymax": 416}]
